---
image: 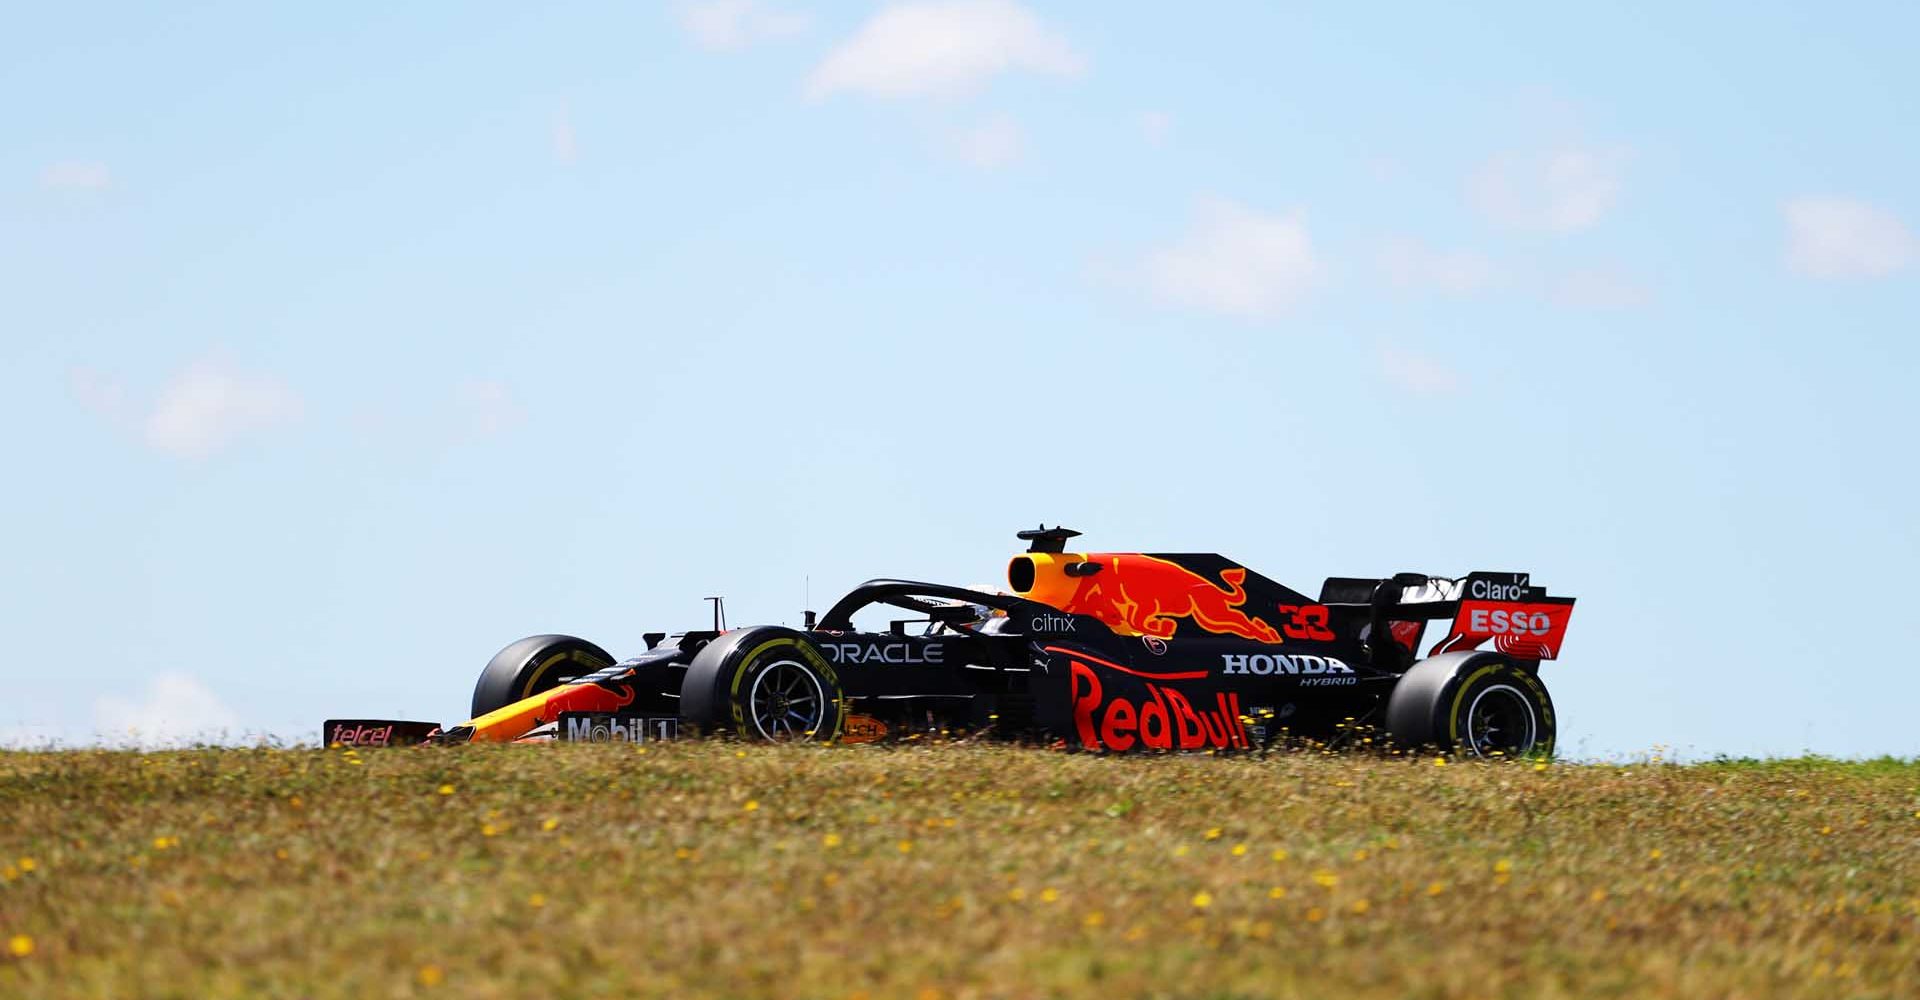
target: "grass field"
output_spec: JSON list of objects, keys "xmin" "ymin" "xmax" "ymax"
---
[{"xmin": 2, "ymin": 743, "xmax": 1916, "ymax": 999}]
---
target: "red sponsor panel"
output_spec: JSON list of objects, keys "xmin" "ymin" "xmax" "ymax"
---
[
  {"xmin": 1447, "ymin": 600, "xmax": 1573, "ymax": 659},
  {"xmin": 1068, "ymin": 658, "xmax": 1248, "ymax": 752}
]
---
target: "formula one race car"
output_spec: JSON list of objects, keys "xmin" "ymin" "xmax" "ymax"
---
[{"xmin": 324, "ymin": 527, "xmax": 1574, "ymax": 757}]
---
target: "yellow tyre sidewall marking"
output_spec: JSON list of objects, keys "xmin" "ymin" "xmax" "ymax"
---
[
  {"xmin": 727, "ymin": 637, "xmax": 844, "ymax": 740},
  {"xmin": 1445, "ymin": 664, "xmax": 1552, "ymax": 751},
  {"xmin": 521, "ymin": 648, "xmax": 609, "ymax": 701}
]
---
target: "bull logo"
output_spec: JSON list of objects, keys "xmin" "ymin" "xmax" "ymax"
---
[{"xmin": 1053, "ymin": 555, "xmax": 1284, "ymax": 643}]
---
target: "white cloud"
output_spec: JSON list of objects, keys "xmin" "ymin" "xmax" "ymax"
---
[
  {"xmin": 677, "ymin": 0, "xmax": 810, "ymax": 50},
  {"xmin": 806, "ymin": 0, "xmax": 1085, "ymax": 100},
  {"xmin": 551, "ymin": 109, "xmax": 578, "ymax": 165},
  {"xmin": 1143, "ymin": 198, "xmax": 1323, "ymax": 319},
  {"xmin": 1378, "ymin": 238, "xmax": 1499, "ymax": 295},
  {"xmin": 1377, "ymin": 346, "xmax": 1463, "ymax": 395},
  {"xmin": 1551, "ymin": 266, "xmax": 1650, "ymax": 309},
  {"xmin": 1141, "ymin": 111, "xmax": 1172, "ymax": 146},
  {"xmin": 944, "ymin": 114, "xmax": 1023, "ymax": 169},
  {"xmin": 453, "ymin": 379, "xmax": 524, "ymax": 437},
  {"xmin": 349, "ymin": 379, "xmax": 525, "ymax": 446},
  {"xmin": 94, "ymin": 672, "xmax": 240, "ymax": 747},
  {"xmin": 1470, "ymin": 145, "xmax": 1626, "ymax": 233},
  {"xmin": 143, "ymin": 357, "xmax": 301, "ymax": 459},
  {"xmin": 1784, "ymin": 196, "xmax": 1915, "ymax": 279},
  {"xmin": 41, "ymin": 161, "xmax": 111, "ymax": 190},
  {"xmin": 72, "ymin": 356, "xmax": 301, "ymax": 460}
]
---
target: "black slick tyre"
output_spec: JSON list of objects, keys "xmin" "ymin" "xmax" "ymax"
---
[
  {"xmin": 1384, "ymin": 651, "xmax": 1556, "ymax": 758},
  {"xmin": 680, "ymin": 626, "xmax": 844, "ymax": 741},
  {"xmin": 471, "ymin": 634, "xmax": 616, "ymax": 719}
]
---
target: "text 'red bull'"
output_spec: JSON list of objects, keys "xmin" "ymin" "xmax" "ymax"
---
[{"xmin": 1070, "ymin": 659, "xmax": 1248, "ymax": 751}]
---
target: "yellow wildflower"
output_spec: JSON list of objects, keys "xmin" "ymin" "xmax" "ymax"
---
[
  {"xmin": 437, "ymin": 784, "xmax": 454, "ymax": 796},
  {"xmin": 743, "ymin": 800, "xmax": 759, "ymax": 812},
  {"xmin": 822, "ymin": 833, "xmax": 842, "ymax": 848},
  {"xmin": 1231, "ymin": 843, "xmax": 1248, "ymax": 857},
  {"xmin": 1083, "ymin": 911, "xmax": 1105, "ymax": 928},
  {"xmin": 897, "ymin": 840, "xmax": 914, "ymax": 854},
  {"xmin": 541, "ymin": 817, "xmax": 560, "ymax": 832},
  {"xmin": 8, "ymin": 935, "xmax": 33, "ymax": 958},
  {"xmin": 1271, "ymin": 849, "xmax": 1289, "ymax": 862},
  {"xmin": 17, "ymin": 858, "xmax": 36, "ymax": 873},
  {"xmin": 1426, "ymin": 881, "xmax": 1446, "ymax": 896},
  {"xmin": 417, "ymin": 964, "xmax": 444, "ymax": 988},
  {"xmin": 1204, "ymin": 827, "xmax": 1223, "ymax": 841},
  {"xmin": 1350, "ymin": 899, "xmax": 1370, "ymax": 915},
  {"xmin": 528, "ymin": 893, "xmax": 546, "ymax": 908},
  {"xmin": 1312, "ymin": 871, "xmax": 1338, "ymax": 888},
  {"xmin": 1190, "ymin": 891, "xmax": 1213, "ymax": 909},
  {"xmin": 1269, "ymin": 886, "xmax": 1288, "ymax": 899}
]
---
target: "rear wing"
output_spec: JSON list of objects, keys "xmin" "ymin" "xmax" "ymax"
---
[{"xmin": 1319, "ymin": 571, "xmax": 1575, "ymax": 661}]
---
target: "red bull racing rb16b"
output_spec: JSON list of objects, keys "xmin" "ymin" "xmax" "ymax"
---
[{"xmin": 324, "ymin": 527, "xmax": 1575, "ymax": 757}]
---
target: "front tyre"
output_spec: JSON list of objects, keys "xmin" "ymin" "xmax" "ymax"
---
[
  {"xmin": 680, "ymin": 627, "xmax": 845, "ymax": 741},
  {"xmin": 1385, "ymin": 652, "xmax": 1556, "ymax": 758},
  {"xmin": 471, "ymin": 634, "xmax": 616, "ymax": 719}
]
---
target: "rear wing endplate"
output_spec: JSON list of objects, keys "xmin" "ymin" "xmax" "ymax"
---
[{"xmin": 1320, "ymin": 571, "xmax": 1575, "ymax": 661}]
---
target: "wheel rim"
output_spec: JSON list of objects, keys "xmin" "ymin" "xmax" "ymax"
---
[
  {"xmin": 747, "ymin": 659, "xmax": 826, "ymax": 741},
  {"xmin": 1464, "ymin": 684, "xmax": 1537, "ymax": 757}
]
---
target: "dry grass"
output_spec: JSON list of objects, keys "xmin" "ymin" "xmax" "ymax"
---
[{"xmin": 2, "ymin": 743, "xmax": 1916, "ymax": 999}]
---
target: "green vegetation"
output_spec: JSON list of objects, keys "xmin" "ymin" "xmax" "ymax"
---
[{"xmin": 3, "ymin": 744, "xmax": 1916, "ymax": 998}]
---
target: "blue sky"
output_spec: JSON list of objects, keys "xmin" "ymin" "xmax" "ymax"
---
[{"xmin": 3, "ymin": 2, "xmax": 1915, "ymax": 758}]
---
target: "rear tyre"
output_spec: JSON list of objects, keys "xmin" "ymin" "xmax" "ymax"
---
[
  {"xmin": 680, "ymin": 627, "xmax": 844, "ymax": 741},
  {"xmin": 471, "ymin": 634, "xmax": 616, "ymax": 719},
  {"xmin": 1385, "ymin": 652, "xmax": 1555, "ymax": 758}
]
